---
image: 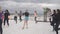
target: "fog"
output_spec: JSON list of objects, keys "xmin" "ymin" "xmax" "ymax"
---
[{"xmin": 0, "ymin": 1, "xmax": 60, "ymax": 15}]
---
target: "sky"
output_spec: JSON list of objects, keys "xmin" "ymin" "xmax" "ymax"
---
[
  {"xmin": 0, "ymin": 0, "xmax": 60, "ymax": 4},
  {"xmin": 0, "ymin": 0, "xmax": 60, "ymax": 15}
]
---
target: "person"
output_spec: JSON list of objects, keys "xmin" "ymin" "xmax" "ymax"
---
[
  {"xmin": 19, "ymin": 11, "xmax": 22, "ymax": 22},
  {"xmin": 34, "ymin": 11, "xmax": 37, "ymax": 23},
  {"xmin": 54, "ymin": 9, "xmax": 60, "ymax": 34},
  {"xmin": 2, "ymin": 11, "xmax": 4, "ymax": 23},
  {"xmin": 4, "ymin": 9, "xmax": 10, "ymax": 26},
  {"xmin": 14, "ymin": 11, "xmax": 18, "ymax": 24},
  {"xmin": 48, "ymin": 9, "xmax": 52, "ymax": 23},
  {"xmin": 22, "ymin": 10, "xmax": 29, "ymax": 29},
  {"xmin": 51, "ymin": 10, "xmax": 57, "ymax": 31},
  {"xmin": 0, "ymin": 7, "xmax": 3, "ymax": 34}
]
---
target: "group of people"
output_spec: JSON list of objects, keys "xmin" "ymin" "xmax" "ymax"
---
[
  {"xmin": 0, "ymin": 8, "xmax": 38, "ymax": 34},
  {"xmin": 14, "ymin": 10, "xmax": 37, "ymax": 29},
  {"xmin": 14, "ymin": 10, "xmax": 30, "ymax": 29},
  {"xmin": 0, "ymin": 9, "xmax": 10, "ymax": 34},
  {"xmin": 1, "ymin": 7, "xmax": 60, "ymax": 34},
  {"xmin": 50, "ymin": 9, "xmax": 60, "ymax": 34}
]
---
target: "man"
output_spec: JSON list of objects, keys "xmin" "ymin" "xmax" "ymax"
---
[
  {"xmin": 51, "ymin": 10, "xmax": 56, "ymax": 31},
  {"xmin": 54, "ymin": 9, "xmax": 60, "ymax": 34},
  {"xmin": 14, "ymin": 11, "xmax": 18, "ymax": 23},
  {"xmin": 19, "ymin": 11, "xmax": 22, "ymax": 22},
  {"xmin": 4, "ymin": 9, "xmax": 10, "ymax": 26}
]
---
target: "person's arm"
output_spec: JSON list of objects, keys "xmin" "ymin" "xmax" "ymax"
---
[{"xmin": 51, "ymin": 14, "xmax": 54, "ymax": 16}]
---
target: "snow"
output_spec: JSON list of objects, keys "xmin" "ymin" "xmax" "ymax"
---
[{"xmin": 2, "ymin": 16, "xmax": 58, "ymax": 34}]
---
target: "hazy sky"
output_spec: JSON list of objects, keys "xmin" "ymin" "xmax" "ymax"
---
[
  {"xmin": 0, "ymin": 0, "xmax": 60, "ymax": 4},
  {"xmin": 0, "ymin": 0, "xmax": 60, "ymax": 14}
]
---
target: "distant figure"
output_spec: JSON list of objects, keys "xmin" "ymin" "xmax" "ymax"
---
[
  {"xmin": 51, "ymin": 10, "xmax": 56, "ymax": 31},
  {"xmin": 0, "ymin": 7, "xmax": 3, "ymax": 34},
  {"xmin": 19, "ymin": 11, "xmax": 22, "ymax": 22},
  {"xmin": 22, "ymin": 10, "xmax": 29, "ymax": 29},
  {"xmin": 14, "ymin": 11, "xmax": 18, "ymax": 23},
  {"xmin": 4, "ymin": 9, "xmax": 10, "ymax": 26},
  {"xmin": 48, "ymin": 9, "xmax": 52, "ymax": 23},
  {"xmin": 34, "ymin": 11, "xmax": 37, "ymax": 23}
]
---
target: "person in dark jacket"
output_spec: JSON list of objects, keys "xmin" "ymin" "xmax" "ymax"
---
[
  {"xmin": 54, "ymin": 9, "xmax": 60, "ymax": 34},
  {"xmin": 19, "ymin": 11, "xmax": 22, "ymax": 22},
  {"xmin": 0, "ymin": 7, "xmax": 3, "ymax": 34},
  {"xmin": 14, "ymin": 11, "xmax": 18, "ymax": 24},
  {"xmin": 22, "ymin": 10, "xmax": 29, "ymax": 29},
  {"xmin": 51, "ymin": 10, "xmax": 57, "ymax": 31},
  {"xmin": 4, "ymin": 9, "xmax": 10, "ymax": 26}
]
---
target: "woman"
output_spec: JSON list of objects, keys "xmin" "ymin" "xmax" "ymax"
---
[
  {"xmin": 34, "ymin": 11, "xmax": 37, "ymax": 23},
  {"xmin": 22, "ymin": 10, "xmax": 29, "ymax": 29}
]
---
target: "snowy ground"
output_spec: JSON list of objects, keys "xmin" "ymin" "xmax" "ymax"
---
[{"xmin": 2, "ymin": 16, "xmax": 60, "ymax": 34}]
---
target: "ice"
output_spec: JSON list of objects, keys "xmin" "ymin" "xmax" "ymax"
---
[{"xmin": 2, "ymin": 16, "xmax": 58, "ymax": 34}]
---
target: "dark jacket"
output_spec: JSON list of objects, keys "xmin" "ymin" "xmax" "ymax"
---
[
  {"xmin": 4, "ymin": 12, "xmax": 10, "ymax": 19},
  {"xmin": 23, "ymin": 12, "xmax": 29, "ymax": 17}
]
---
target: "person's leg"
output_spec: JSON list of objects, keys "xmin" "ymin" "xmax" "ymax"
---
[
  {"xmin": 26, "ymin": 17, "xmax": 29, "ymax": 29},
  {"xmin": 35, "ymin": 17, "xmax": 37, "ymax": 23},
  {"xmin": 0, "ymin": 19, "xmax": 3, "ymax": 34},
  {"xmin": 35, "ymin": 17, "xmax": 36, "ymax": 21},
  {"xmin": 14, "ymin": 16, "xmax": 17, "ymax": 24},
  {"xmin": 20, "ymin": 16, "xmax": 22, "ymax": 22},
  {"xmin": 53, "ymin": 25, "xmax": 55, "ymax": 31},
  {"xmin": 15, "ymin": 19, "xmax": 17, "ymax": 24},
  {"xmin": 26, "ymin": 20, "xmax": 28, "ymax": 29},
  {"xmin": 4, "ymin": 19, "xmax": 6, "ymax": 26},
  {"xmin": 49, "ymin": 18, "xmax": 51, "ymax": 22},
  {"xmin": 22, "ymin": 16, "xmax": 28, "ymax": 29},
  {"xmin": 16, "ymin": 16, "xmax": 17, "ymax": 23},
  {"xmin": 7, "ymin": 19, "xmax": 9, "ymax": 26},
  {"xmin": 15, "ymin": 18, "xmax": 17, "ymax": 24},
  {"xmin": 26, "ymin": 17, "xmax": 29, "ymax": 28},
  {"xmin": 0, "ymin": 28, "xmax": 2, "ymax": 34},
  {"xmin": 56, "ymin": 30, "xmax": 58, "ymax": 34},
  {"xmin": 22, "ymin": 20, "xmax": 26, "ymax": 29},
  {"xmin": 55, "ymin": 24, "xmax": 59, "ymax": 34}
]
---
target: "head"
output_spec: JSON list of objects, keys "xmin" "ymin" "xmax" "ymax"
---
[
  {"xmin": 53, "ymin": 10, "xmax": 56, "ymax": 14},
  {"xmin": 5, "ymin": 9, "xmax": 8, "ymax": 13},
  {"xmin": 57, "ymin": 9, "xmax": 60, "ymax": 14}
]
